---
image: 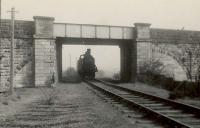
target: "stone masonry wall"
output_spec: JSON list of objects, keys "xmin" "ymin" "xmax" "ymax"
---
[
  {"xmin": 137, "ymin": 42, "xmax": 151, "ymax": 73},
  {"xmin": 0, "ymin": 19, "xmax": 34, "ymax": 38},
  {"xmin": 34, "ymin": 39, "xmax": 57, "ymax": 86},
  {"xmin": 151, "ymin": 43, "xmax": 188, "ymax": 81},
  {"xmin": 0, "ymin": 20, "xmax": 34, "ymax": 92},
  {"xmin": 150, "ymin": 29, "xmax": 200, "ymax": 81},
  {"xmin": 134, "ymin": 23, "xmax": 152, "ymax": 74},
  {"xmin": 135, "ymin": 27, "xmax": 200, "ymax": 81},
  {"xmin": 151, "ymin": 42, "xmax": 200, "ymax": 81},
  {"xmin": 33, "ymin": 16, "xmax": 56, "ymax": 87}
]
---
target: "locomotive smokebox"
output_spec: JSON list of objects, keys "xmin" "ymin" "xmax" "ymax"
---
[{"xmin": 77, "ymin": 49, "xmax": 97, "ymax": 80}]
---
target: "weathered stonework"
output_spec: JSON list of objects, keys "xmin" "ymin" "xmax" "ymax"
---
[
  {"xmin": 0, "ymin": 20, "xmax": 34, "ymax": 92},
  {"xmin": 151, "ymin": 44, "xmax": 187, "ymax": 81},
  {"xmin": 15, "ymin": 39, "xmax": 33, "ymax": 87},
  {"xmin": 0, "ymin": 38, "xmax": 10, "ymax": 92},
  {"xmin": 134, "ymin": 23, "xmax": 151, "ymax": 74},
  {"xmin": 33, "ymin": 16, "xmax": 54, "ymax": 37},
  {"xmin": 150, "ymin": 29, "xmax": 200, "ymax": 81},
  {"xmin": 0, "ymin": 19, "xmax": 34, "ymax": 38},
  {"xmin": 34, "ymin": 39, "xmax": 56, "ymax": 86},
  {"xmin": 0, "ymin": 38, "xmax": 33, "ymax": 91},
  {"xmin": 33, "ymin": 16, "xmax": 57, "ymax": 87}
]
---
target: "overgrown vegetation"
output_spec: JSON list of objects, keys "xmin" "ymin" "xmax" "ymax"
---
[
  {"xmin": 39, "ymin": 77, "xmax": 59, "ymax": 105},
  {"xmin": 40, "ymin": 87, "xmax": 59, "ymax": 105},
  {"xmin": 138, "ymin": 59, "xmax": 165, "ymax": 84},
  {"xmin": 138, "ymin": 59, "xmax": 200, "ymax": 99},
  {"xmin": 113, "ymin": 72, "xmax": 120, "ymax": 80},
  {"xmin": 62, "ymin": 67, "xmax": 81, "ymax": 83},
  {"xmin": 96, "ymin": 69, "xmax": 105, "ymax": 78}
]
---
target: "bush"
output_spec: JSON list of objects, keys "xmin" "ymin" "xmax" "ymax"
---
[
  {"xmin": 44, "ymin": 94, "xmax": 56, "ymax": 105},
  {"xmin": 113, "ymin": 72, "xmax": 120, "ymax": 80},
  {"xmin": 40, "ymin": 88, "xmax": 59, "ymax": 105},
  {"xmin": 138, "ymin": 59, "xmax": 200, "ymax": 98},
  {"xmin": 63, "ymin": 67, "xmax": 76, "ymax": 77},
  {"xmin": 140, "ymin": 59, "xmax": 165, "ymax": 75},
  {"xmin": 62, "ymin": 67, "xmax": 81, "ymax": 82},
  {"xmin": 138, "ymin": 59, "xmax": 168, "ymax": 85},
  {"xmin": 96, "ymin": 70, "xmax": 105, "ymax": 78}
]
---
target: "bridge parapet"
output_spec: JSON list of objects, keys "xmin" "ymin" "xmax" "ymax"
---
[
  {"xmin": 0, "ymin": 19, "xmax": 34, "ymax": 38},
  {"xmin": 53, "ymin": 23, "xmax": 134, "ymax": 39}
]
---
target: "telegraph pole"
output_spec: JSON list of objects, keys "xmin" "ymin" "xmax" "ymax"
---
[{"xmin": 7, "ymin": 7, "xmax": 17, "ymax": 94}]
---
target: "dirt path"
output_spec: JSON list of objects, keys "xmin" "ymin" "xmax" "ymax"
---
[{"xmin": 0, "ymin": 83, "xmax": 135, "ymax": 128}]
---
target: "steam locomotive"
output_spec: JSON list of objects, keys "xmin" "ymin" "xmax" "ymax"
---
[{"xmin": 77, "ymin": 49, "xmax": 97, "ymax": 79}]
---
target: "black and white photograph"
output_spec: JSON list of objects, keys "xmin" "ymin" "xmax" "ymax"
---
[{"xmin": 0, "ymin": 0, "xmax": 200, "ymax": 127}]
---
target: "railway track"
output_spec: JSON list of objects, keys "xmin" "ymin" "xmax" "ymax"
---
[{"xmin": 85, "ymin": 79, "xmax": 200, "ymax": 128}]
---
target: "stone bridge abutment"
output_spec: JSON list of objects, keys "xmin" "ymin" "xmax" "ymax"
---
[{"xmin": 33, "ymin": 16, "xmax": 57, "ymax": 87}]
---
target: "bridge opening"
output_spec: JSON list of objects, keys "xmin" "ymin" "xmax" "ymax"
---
[
  {"xmin": 55, "ymin": 37, "xmax": 135, "ymax": 83},
  {"xmin": 61, "ymin": 44, "xmax": 120, "ymax": 82}
]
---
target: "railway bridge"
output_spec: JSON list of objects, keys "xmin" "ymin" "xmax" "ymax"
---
[{"xmin": 0, "ymin": 16, "xmax": 200, "ymax": 92}]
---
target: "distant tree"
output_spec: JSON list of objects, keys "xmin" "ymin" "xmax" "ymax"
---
[
  {"xmin": 113, "ymin": 72, "xmax": 120, "ymax": 80},
  {"xmin": 96, "ymin": 69, "xmax": 105, "ymax": 78},
  {"xmin": 62, "ymin": 67, "xmax": 81, "ymax": 82},
  {"xmin": 63, "ymin": 67, "xmax": 77, "ymax": 77}
]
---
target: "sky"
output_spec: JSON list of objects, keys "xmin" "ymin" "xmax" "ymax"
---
[{"xmin": 2, "ymin": 0, "xmax": 200, "ymax": 30}]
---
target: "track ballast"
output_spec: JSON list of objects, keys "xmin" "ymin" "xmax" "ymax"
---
[{"xmin": 85, "ymin": 79, "xmax": 200, "ymax": 128}]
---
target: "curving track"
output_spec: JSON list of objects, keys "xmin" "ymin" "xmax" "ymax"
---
[{"xmin": 85, "ymin": 79, "xmax": 200, "ymax": 128}]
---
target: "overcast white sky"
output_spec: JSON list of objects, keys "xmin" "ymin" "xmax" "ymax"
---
[{"xmin": 2, "ymin": 0, "xmax": 200, "ymax": 30}]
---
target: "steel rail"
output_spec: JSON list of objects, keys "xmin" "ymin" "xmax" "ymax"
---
[
  {"xmin": 84, "ymin": 79, "xmax": 200, "ymax": 128},
  {"xmin": 96, "ymin": 79, "xmax": 200, "ymax": 117}
]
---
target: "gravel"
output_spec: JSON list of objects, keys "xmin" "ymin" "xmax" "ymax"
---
[
  {"xmin": 0, "ymin": 83, "xmax": 137, "ymax": 128},
  {"xmin": 118, "ymin": 82, "xmax": 200, "ymax": 108}
]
